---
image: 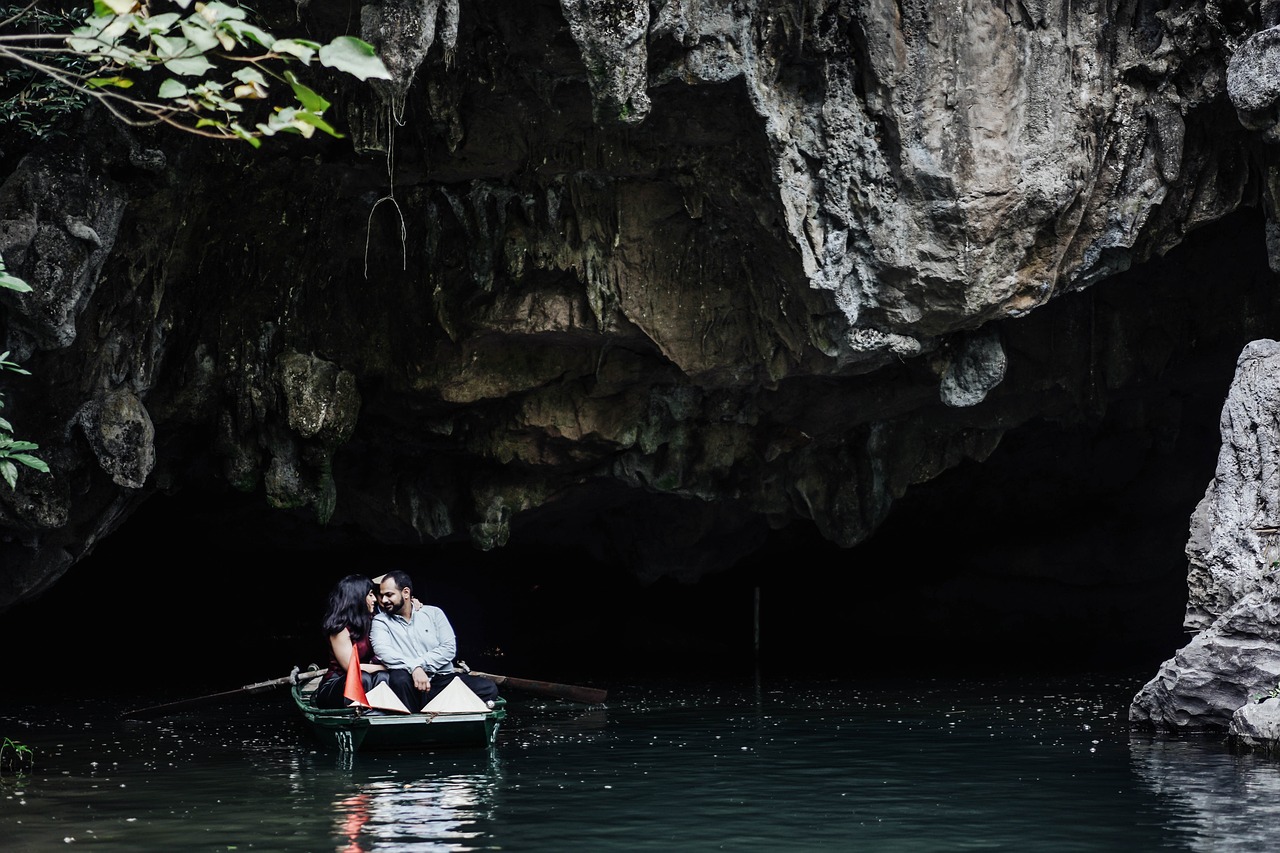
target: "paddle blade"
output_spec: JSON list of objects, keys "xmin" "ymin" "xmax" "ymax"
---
[{"xmin": 344, "ymin": 646, "xmax": 369, "ymax": 707}]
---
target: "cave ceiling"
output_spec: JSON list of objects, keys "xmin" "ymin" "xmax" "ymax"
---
[{"xmin": 4, "ymin": 0, "xmax": 1280, "ymax": 609}]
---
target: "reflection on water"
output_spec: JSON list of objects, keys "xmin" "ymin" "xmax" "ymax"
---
[
  {"xmin": 5, "ymin": 677, "xmax": 1280, "ymax": 850},
  {"xmin": 1131, "ymin": 734, "xmax": 1280, "ymax": 852},
  {"xmin": 283, "ymin": 748, "xmax": 505, "ymax": 852},
  {"xmin": 327, "ymin": 775, "xmax": 495, "ymax": 852}
]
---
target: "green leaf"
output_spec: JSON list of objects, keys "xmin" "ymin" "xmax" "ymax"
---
[
  {"xmin": 258, "ymin": 116, "xmax": 293, "ymax": 137},
  {"xmin": 95, "ymin": 0, "xmax": 137, "ymax": 15},
  {"xmin": 229, "ymin": 123, "xmax": 262, "ymax": 148},
  {"xmin": 294, "ymin": 111, "xmax": 343, "ymax": 139},
  {"xmin": 74, "ymin": 15, "xmax": 132, "ymax": 43},
  {"xmin": 142, "ymin": 12, "xmax": 182, "ymax": 34},
  {"xmin": 158, "ymin": 78, "xmax": 188, "ymax": 98},
  {"xmin": 318, "ymin": 36, "xmax": 392, "ymax": 82},
  {"xmin": 163, "ymin": 55, "xmax": 215, "ymax": 77},
  {"xmin": 200, "ymin": 2, "xmax": 247, "ymax": 23},
  {"xmin": 0, "ymin": 418, "xmax": 11, "ymax": 432},
  {"xmin": 152, "ymin": 34, "xmax": 192, "ymax": 59},
  {"xmin": 179, "ymin": 18, "xmax": 220, "ymax": 53},
  {"xmin": 5, "ymin": 442, "xmax": 39, "ymax": 452},
  {"xmin": 87, "ymin": 76, "xmax": 134, "ymax": 89},
  {"xmin": 223, "ymin": 21, "xmax": 275, "ymax": 50},
  {"xmin": 66, "ymin": 37, "xmax": 101, "ymax": 55},
  {"xmin": 1, "ymin": 460, "xmax": 16, "ymax": 490},
  {"xmin": 272, "ymin": 39, "xmax": 319, "ymax": 64},
  {"xmin": 0, "ymin": 272, "xmax": 32, "ymax": 292},
  {"xmin": 10, "ymin": 454, "xmax": 48, "ymax": 473},
  {"xmin": 191, "ymin": 79, "xmax": 227, "ymax": 94},
  {"xmin": 284, "ymin": 72, "xmax": 329, "ymax": 113},
  {"xmin": 232, "ymin": 67, "xmax": 267, "ymax": 85}
]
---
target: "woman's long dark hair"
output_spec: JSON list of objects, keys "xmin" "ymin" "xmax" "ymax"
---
[{"xmin": 322, "ymin": 574, "xmax": 374, "ymax": 641}]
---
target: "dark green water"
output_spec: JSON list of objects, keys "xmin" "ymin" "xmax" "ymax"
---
[{"xmin": 3, "ymin": 674, "xmax": 1278, "ymax": 851}]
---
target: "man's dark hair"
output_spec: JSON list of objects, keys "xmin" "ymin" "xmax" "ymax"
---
[{"xmin": 382, "ymin": 569, "xmax": 414, "ymax": 595}]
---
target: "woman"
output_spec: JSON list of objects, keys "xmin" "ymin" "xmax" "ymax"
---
[{"xmin": 314, "ymin": 574, "xmax": 389, "ymax": 709}]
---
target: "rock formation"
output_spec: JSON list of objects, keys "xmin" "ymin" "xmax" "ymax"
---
[
  {"xmin": 1131, "ymin": 340, "xmax": 1280, "ymax": 731},
  {"xmin": 1229, "ymin": 697, "xmax": 1280, "ymax": 751},
  {"xmin": 3, "ymin": 1, "xmax": 1280, "ymax": 609}
]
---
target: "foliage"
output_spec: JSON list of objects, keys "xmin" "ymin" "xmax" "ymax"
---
[
  {"xmin": 0, "ymin": 0, "xmax": 394, "ymax": 144},
  {"xmin": 0, "ymin": 257, "xmax": 46, "ymax": 489},
  {"xmin": 0, "ymin": 3, "xmax": 90, "ymax": 142},
  {"xmin": 0, "ymin": 1, "xmax": 392, "ymax": 488},
  {"xmin": 0, "ymin": 0, "xmax": 391, "ymax": 146},
  {"xmin": 1254, "ymin": 682, "xmax": 1280, "ymax": 704},
  {"xmin": 0, "ymin": 736, "xmax": 34, "ymax": 774}
]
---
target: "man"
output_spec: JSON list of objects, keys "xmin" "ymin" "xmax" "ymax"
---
[{"xmin": 369, "ymin": 569, "xmax": 499, "ymax": 710}]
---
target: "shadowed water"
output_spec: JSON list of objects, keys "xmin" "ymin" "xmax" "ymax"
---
[{"xmin": 3, "ymin": 674, "xmax": 1279, "ymax": 851}]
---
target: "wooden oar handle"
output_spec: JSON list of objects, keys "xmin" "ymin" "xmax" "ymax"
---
[
  {"xmin": 467, "ymin": 671, "xmax": 607, "ymax": 704},
  {"xmin": 121, "ymin": 667, "xmax": 329, "ymax": 719},
  {"xmin": 242, "ymin": 668, "xmax": 327, "ymax": 693}
]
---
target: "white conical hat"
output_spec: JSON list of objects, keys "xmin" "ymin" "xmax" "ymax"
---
[
  {"xmin": 364, "ymin": 681, "xmax": 412, "ymax": 714},
  {"xmin": 423, "ymin": 677, "xmax": 491, "ymax": 713}
]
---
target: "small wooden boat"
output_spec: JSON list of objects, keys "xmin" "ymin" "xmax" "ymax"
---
[{"xmin": 291, "ymin": 674, "xmax": 506, "ymax": 753}]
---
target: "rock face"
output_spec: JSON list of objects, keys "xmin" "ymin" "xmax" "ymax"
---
[
  {"xmin": 1229, "ymin": 698, "xmax": 1280, "ymax": 751},
  {"xmin": 3, "ymin": 1, "xmax": 1280, "ymax": 607},
  {"xmin": 1131, "ymin": 341, "xmax": 1280, "ymax": 731}
]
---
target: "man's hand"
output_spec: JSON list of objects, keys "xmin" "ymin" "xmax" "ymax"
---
[{"xmin": 412, "ymin": 666, "xmax": 432, "ymax": 692}]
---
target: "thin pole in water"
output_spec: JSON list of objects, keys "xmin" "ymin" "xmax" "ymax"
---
[{"xmin": 753, "ymin": 585, "xmax": 761, "ymax": 659}]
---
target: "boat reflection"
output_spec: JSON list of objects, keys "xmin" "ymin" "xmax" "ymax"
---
[
  {"xmin": 332, "ymin": 772, "xmax": 498, "ymax": 852},
  {"xmin": 335, "ymin": 793, "xmax": 371, "ymax": 853},
  {"xmin": 1130, "ymin": 733, "xmax": 1280, "ymax": 851},
  {"xmin": 286, "ymin": 750, "xmax": 503, "ymax": 851}
]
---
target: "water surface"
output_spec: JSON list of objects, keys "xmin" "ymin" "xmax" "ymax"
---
[{"xmin": 3, "ymin": 674, "xmax": 1278, "ymax": 851}]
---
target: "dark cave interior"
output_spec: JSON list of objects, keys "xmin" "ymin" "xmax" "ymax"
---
[{"xmin": 8, "ymin": 207, "xmax": 1279, "ymax": 699}]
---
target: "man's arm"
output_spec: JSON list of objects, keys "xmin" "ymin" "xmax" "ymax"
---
[
  {"xmin": 369, "ymin": 614, "xmax": 414, "ymax": 670},
  {"xmin": 421, "ymin": 607, "xmax": 458, "ymax": 675}
]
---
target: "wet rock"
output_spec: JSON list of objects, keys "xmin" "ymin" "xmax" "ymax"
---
[
  {"xmin": 1228, "ymin": 26, "xmax": 1280, "ymax": 138},
  {"xmin": 560, "ymin": 0, "xmax": 651, "ymax": 125},
  {"xmin": 1229, "ymin": 697, "xmax": 1280, "ymax": 752},
  {"xmin": 940, "ymin": 329, "xmax": 1007, "ymax": 408},
  {"xmin": 75, "ymin": 389, "xmax": 156, "ymax": 490},
  {"xmin": 1131, "ymin": 341, "xmax": 1280, "ymax": 730},
  {"xmin": 0, "ymin": 143, "xmax": 127, "ymax": 353},
  {"xmin": 4, "ymin": 2, "xmax": 1280, "ymax": 608},
  {"xmin": 276, "ymin": 350, "xmax": 361, "ymax": 444},
  {"xmin": 361, "ymin": 0, "xmax": 460, "ymax": 101}
]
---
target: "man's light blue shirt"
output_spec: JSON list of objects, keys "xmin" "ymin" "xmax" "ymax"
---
[{"xmin": 369, "ymin": 605, "xmax": 457, "ymax": 676}]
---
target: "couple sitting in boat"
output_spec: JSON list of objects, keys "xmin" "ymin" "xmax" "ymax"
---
[{"xmin": 315, "ymin": 570, "xmax": 499, "ymax": 712}]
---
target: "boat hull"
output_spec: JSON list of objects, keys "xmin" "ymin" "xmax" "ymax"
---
[{"xmin": 292, "ymin": 682, "xmax": 505, "ymax": 753}]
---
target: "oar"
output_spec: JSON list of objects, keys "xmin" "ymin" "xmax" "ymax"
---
[
  {"xmin": 120, "ymin": 668, "xmax": 327, "ymax": 719},
  {"xmin": 463, "ymin": 668, "xmax": 607, "ymax": 704}
]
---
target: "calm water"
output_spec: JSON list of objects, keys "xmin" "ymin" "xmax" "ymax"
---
[{"xmin": 3, "ymin": 673, "xmax": 1279, "ymax": 851}]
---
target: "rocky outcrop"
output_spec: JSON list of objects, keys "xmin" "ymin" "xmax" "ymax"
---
[
  {"xmin": 4, "ymin": 2, "xmax": 1280, "ymax": 607},
  {"xmin": 361, "ymin": 0, "xmax": 460, "ymax": 102},
  {"xmin": 1229, "ymin": 698, "xmax": 1280, "ymax": 752},
  {"xmin": 1131, "ymin": 341, "xmax": 1280, "ymax": 731}
]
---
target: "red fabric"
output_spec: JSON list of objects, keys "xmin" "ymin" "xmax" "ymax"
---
[
  {"xmin": 343, "ymin": 645, "xmax": 369, "ymax": 707},
  {"xmin": 327, "ymin": 633, "xmax": 375, "ymax": 677}
]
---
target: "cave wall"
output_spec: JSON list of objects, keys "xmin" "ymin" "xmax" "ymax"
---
[{"xmin": 3, "ymin": 1, "xmax": 1280, "ymax": 608}]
